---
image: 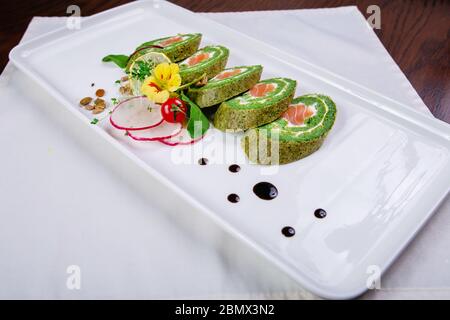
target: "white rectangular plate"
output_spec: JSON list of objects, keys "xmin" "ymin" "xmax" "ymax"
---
[{"xmin": 9, "ymin": 0, "xmax": 450, "ymax": 299}]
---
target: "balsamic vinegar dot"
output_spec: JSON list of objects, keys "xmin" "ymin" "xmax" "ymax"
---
[
  {"xmin": 228, "ymin": 164, "xmax": 241, "ymax": 173},
  {"xmin": 198, "ymin": 158, "xmax": 208, "ymax": 165},
  {"xmin": 253, "ymin": 182, "xmax": 278, "ymax": 200},
  {"xmin": 282, "ymin": 226, "xmax": 295, "ymax": 237},
  {"xmin": 314, "ymin": 208, "xmax": 327, "ymax": 219},
  {"xmin": 227, "ymin": 194, "xmax": 240, "ymax": 203}
]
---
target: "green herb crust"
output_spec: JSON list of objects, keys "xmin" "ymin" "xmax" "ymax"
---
[
  {"xmin": 213, "ymin": 78, "xmax": 296, "ymax": 131},
  {"xmin": 241, "ymin": 94, "xmax": 337, "ymax": 165},
  {"xmin": 179, "ymin": 46, "xmax": 229, "ymax": 84},
  {"xmin": 136, "ymin": 33, "xmax": 202, "ymax": 62},
  {"xmin": 187, "ymin": 65, "xmax": 263, "ymax": 108}
]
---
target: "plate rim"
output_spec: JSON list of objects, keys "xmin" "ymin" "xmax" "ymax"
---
[{"xmin": 8, "ymin": 0, "xmax": 450, "ymax": 299}]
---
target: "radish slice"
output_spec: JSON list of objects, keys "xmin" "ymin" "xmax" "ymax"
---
[
  {"xmin": 160, "ymin": 129, "xmax": 203, "ymax": 146},
  {"xmin": 127, "ymin": 121, "xmax": 182, "ymax": 141},
  {"xmin": 110, "ymin": 96, "xmax": 163, "ymax": 131}
]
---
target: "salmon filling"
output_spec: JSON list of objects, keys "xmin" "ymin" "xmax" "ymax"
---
[
  {"xmin": 283, "ymin": 103, "xmax": 315, "ymax": 125},
  {"xmin": 215, "ymin": 69, "xmax": 242, "ymax": 80},
  {"xmin": 249, "ymin": 83, "xmax": 276, "ymax": 97},
  {"xmin": 186, "ymin": 52, "xmax": 210, "ymax": 66},
  {"xmin": 159, "ymin": 36, "xmax": 183, "ymax": 47}
]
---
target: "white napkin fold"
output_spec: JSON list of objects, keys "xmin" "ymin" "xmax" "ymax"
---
[{"xmin": 0, "ymin": 7, "xmax": 449, "ymax": 300}]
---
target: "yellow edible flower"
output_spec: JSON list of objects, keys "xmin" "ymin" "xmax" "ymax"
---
[{"xmin": 141, "ymin": 63, "xmax": 181, "ymax": 103}]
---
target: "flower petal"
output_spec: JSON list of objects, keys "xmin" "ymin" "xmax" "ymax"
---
[
  {"xmin": 143, "ymin": 75, "xmax": 157, "ymax": 87},
  {"xmin": 154, "ymin": 63, "xmax": 170, "ymax": 81},
  {"xmin": 155, "ymin": 90, "xmax": 170, "ymax": 103},
  {"xmin": 141, "ymin": 84, "xmax": 157, "ymax": 97},
  {"xmin": 169, "ymin": 63, "xmax": 179, "ymax": 75},
  {"xmin": 167, "ymin": 74, "xmax": 182, "ymax": 92},
  {"xmin": 153, "ymin": 64, "xmax": 163, "ymax": 80},
  {"xmin": 151, "ymin": 62, "xmax": 181, "ymax": 93}
]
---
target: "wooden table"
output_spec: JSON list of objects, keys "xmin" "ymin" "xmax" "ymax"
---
[{"xmin": 1, "ymin": 0, "xmax": 448, "ymax": 122}]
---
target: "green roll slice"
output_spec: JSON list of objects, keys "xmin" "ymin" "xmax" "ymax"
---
[
  {"xmin": 179, "ymin": 46, "xmax": 229, "ymax": 84},
  {"xmin": 135, "ymin": 33, "xmax": 202, "ymax": 63},
  {"xmin": 213, "ymin": 78, "xmax": 296, "ymax": 131},
  {"xmin": 241, "ymin": 94, "xmax": 337, "ymax": 165},
  {"xmin": 187, "ymin": 65, "xmax": 263, "ymax": 108}
]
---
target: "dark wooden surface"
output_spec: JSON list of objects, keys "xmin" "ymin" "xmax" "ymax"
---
[{"xmin": 0, "ymin": 0, "xmax": 448, "ymax": 122}]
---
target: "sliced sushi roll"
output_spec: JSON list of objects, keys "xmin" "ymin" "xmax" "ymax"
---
[
  {"xmin": 187, "ymin": 65, "xmax": 263, "ymax": 108},
  {"xmin": 179, "ymin": 46, "xmax": 229, "ymax": 84},
  {"xmin": 241, "ymin": 94, "xmax": 337, "ymax": 165},
  {"xmin": 213, "ymin": 78, "xmax": 297, "ymax": 131},
  {"xmin": 135, "ymin": 33, "xmax": 202, "ymax": 63}
]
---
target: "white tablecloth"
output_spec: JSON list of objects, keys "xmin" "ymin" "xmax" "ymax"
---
[{"xmin": 0, "ymin": 5, "xmax": 449, "ymax": 299}]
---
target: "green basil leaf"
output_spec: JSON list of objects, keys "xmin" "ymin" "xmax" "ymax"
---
[
  {"xmin": 102, "ymin": 54, "xmax": 129, "ymax": 69},
  {"xmin": 181, "ymin": 92, "xmax": 209, "ymax": 139}
]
